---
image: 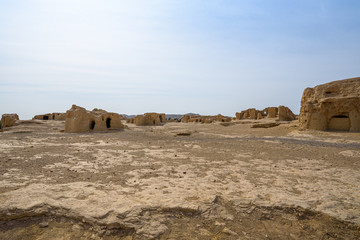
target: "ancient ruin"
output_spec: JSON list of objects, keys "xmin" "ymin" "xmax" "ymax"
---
[
  {"xmin": 236, "ymin": 106, "xmax": 296, "ymax": 121},
  {"xmin": 127, "ymin": 112, "xmax": 166, "ymax": 126},
  {"xmin": 33, "ymin": 113, "xmax": 66, "ymax": 121},
  {"xmin": 64, "ymin": 105, "xmax": 124, "ymax": 133},
  {"xmin": 181, "ymin": 114, "xmax": 231, "ymax": 123},
  {"xmin": 0, "ymin": 114, "xmax": 19, "ymax": 129},
  {"xmin": 299, "ymin": 77, "xmax": 360, "ymax": 131}
]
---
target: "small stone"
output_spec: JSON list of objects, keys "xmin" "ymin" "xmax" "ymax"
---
[
  {"xmin": 214, "ymin": 221, "xmax": 225, "ymax": 226},
  {"xmin": 98, "ymin": 230, "xmax": 106, "ymax": 237},
  {"xmin": 222, "ymin": 227, "xmax": 238, "ymax": 236},
  {"xmin": 39, "ymin": 221, "xmax": 49, "ymax": 228},
  {"xmin": 72, "ymin": 224, "xmax": 82, "ymax": 230}
]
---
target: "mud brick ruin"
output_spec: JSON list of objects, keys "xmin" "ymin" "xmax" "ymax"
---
[
  {"xmin": 2, "ymin": 77, "xmax": 359, "ymax": 133},
  {"xmin": 33, "ymin": 113, "xmax": 66, "ymax": 121},
  {"xmin": 181, "ymin": 114, "xmax": 232, "ymax": 123},
  {"xmin": 235, "ymin": 106, "xmax": 296, "ymax": 121},
  {"xmin": 0, "ymin": 114, "xmax": 19, "ymax": 129},
  {"xmin": 64, "ymin": 105, "xmax": 125, "ymax": 133},
  {"xmin": 299, "ymin": 77, "xmax": 360, "ymax": 131},
  {"xmin": 127, "ymin": 112, "xmax": 166, "ymax": 126}
]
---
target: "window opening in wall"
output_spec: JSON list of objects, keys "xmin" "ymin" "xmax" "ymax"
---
[{"xmin": 43, "ymin": 116, "xmax": 49, "ymax": 120}]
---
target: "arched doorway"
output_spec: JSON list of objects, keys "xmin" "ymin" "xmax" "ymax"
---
[
  {"xmin": 106, "ymin": 118, "xmax": 111, "ymax": 128},
  {"xmin": 328, "ymin": 115, "xmax": 350, "ymax": 131},
  {"xmin": 89, "ymin": 120, "xmax": 96, "ymax": 130}
]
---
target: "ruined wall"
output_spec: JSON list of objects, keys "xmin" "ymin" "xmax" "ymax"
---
[
  {"xmin": 278, "ymin": 106, "xmax": 296, "ymax": 121},
  {"xmin": 134, "ymin": 113, "xmax": 166, "ymax": 126},
  {"xmin": 181, "ymin": 114, "xmax": 231, "ymax": 124},
  {"xmin": 299, "ymin": 77, "xmax": 360, "ymax": 132},
  {"xmin": 216, "ymin": 114, "xmax": 232, "ymax": 122},
  {"xmin": 236, "ymin": 109, "xmax": 265, "ymax": 120},
  {"xmin": 236, "ymin": 106, "xmax": 295, "ymax": 121},
  {"xmin": 1, "ymin": 114, "xmax": 19, "ymax": 129},
  {"xmin": 235, "ymin": 106, "xmax": 296, "ymax": 121},
  {"xmin": 180, "ymin": 115, "xmax": 191, "ymax": 123},
  {"xmin": 64, "ymin": 105, "xmax": 124, "ymax": 133},
  {"xmin": 126, "ymin": 118, "xmax": 135, "ymax": 124},
  {"xmin": 266, "ymin": 107, "xmax": 278, "ymax": 118},
  {"xmin": 181, "ymin": 115, "xmax": 201, "ymax": 123},
  {"xmin": 33, "ymin": 113, "xmax": 66, "ymax": 121},
  {"xmin": 248, "ymin": 108, "xmax": 257, "ymax": 119}
]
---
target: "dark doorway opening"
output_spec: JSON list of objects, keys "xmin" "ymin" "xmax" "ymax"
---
[
  {"xmin": 153, "ymin": 120, "xmax": 156, "ymax": 124},
  {"xmin": 328, "ymin": 115, "xmax": 350, "ymax": 131},
  {"xmin": 90, "ymin": 120, "xmax": 96, "ymax": 130},
  {"xmin": 43, "ymin": 116, "xmax": 49, "ymax": 120},
  {"xmin": 106, "ymin": 118, "xmax": 111, "ymax": 128}
]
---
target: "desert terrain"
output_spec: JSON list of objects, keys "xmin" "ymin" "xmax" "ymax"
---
[{"xmin": 0, "ymin": 119, "xmax": 360, "ymax": 239}]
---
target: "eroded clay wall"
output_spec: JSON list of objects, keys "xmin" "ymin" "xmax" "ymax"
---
[
  {"xmin": 299, "ymin": 77, "xmax": 360, "ymax": 132},
  {"xmin": 64, "ymin": 105, "xmax": 124, "ymax": 133},
  {"xmin": 1, "ymin": 114, "xmax": 19, "ymax": 129}
]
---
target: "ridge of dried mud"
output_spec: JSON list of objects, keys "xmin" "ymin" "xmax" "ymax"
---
[{"xmin": 1, "ymin": 120, "xmax": 360, "ymax": 239}]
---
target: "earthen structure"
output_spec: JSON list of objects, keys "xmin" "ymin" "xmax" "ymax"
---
[
  {"xmin": 181, "ymin": 114, "xmax": 231, "ymax": 124},
  {"xmin": 236, "ymin": 106, "xmax": 296, "ymax": 121},
  {"xmin": 131, "ymin": 113, "xmax": 166, "ymax": 126},
  {"xmin": 299, "ymin": 77, "xmax": 360, "ymax": 131},
  {"xmin": 33, "ymin": 113, "xmax": 66, "ymax": 121},
  {"xmin": 1, "ymin": 114, "xmax": 19, "ymax": 129},
  {"xmin": 64, "ymin": 105, "xmax": 124, "ymax": 133}
]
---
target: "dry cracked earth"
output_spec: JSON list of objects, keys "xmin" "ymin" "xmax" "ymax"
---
[{"xmin": 0, "ymin": 119, "xmax": 360, "ymax": 239}]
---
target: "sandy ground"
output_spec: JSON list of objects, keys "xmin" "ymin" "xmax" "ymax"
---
[{"xmin": 0, "ymin": 119, "xmax": 360, "ymax": 239}]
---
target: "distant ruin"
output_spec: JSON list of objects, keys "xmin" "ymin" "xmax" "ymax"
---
[
  {"xmin": 1, "ymin": 114, "xmax": 19, "ymax": 129},
  {"xmin": 181, "ymin": 114, "xmax": 232, "ymax": 124},
  {"xmin": 299, "ymin": 77, "xmax": 360, "ymax": 132},
  {"xmin": 64, "ymin": 105, "xmax": 125, "ymax": 133},
  {"xmin": 236, "ymin": 106, "xmax": 296, "ymax": 121},
  {"xmin": 127, "ymin": 113, "xmax": 166, "ymax": 126},
  {"xmin": 33, "ymin": 113, "xmax": 66, "ymax": 121}
]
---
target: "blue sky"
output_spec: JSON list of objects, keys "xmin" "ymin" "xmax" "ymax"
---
[{"xmin": 1, "ymin": 0, "xmax": 360, "ymax": 119}]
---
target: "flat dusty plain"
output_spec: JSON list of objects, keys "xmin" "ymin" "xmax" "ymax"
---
[{"xmin": 0, "ymin": 119, "xmax": 360, "ymax": 239}]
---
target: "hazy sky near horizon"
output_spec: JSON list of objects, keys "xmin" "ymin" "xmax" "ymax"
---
[{"xmin": 1, "ymin": 0, "xmax": 360, "ymax": 119}]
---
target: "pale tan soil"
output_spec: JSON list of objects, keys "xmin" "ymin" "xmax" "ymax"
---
[{"xmin": 0, "ymin": 119, "xmax": 360, "ymax": 239}]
